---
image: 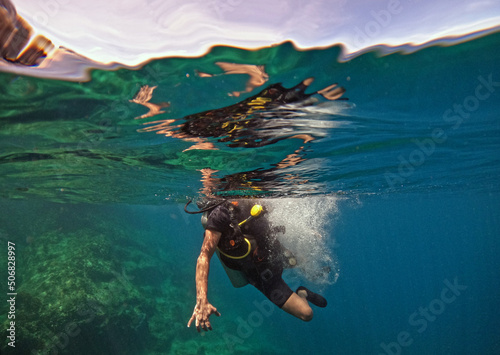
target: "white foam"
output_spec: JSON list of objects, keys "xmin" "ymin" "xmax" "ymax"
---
[{"xmin": 265, "ymin": 196, "xmax": 340, "ymax": 286}]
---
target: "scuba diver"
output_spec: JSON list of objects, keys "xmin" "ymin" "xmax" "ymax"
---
[{"xmin": 186, "ymin": 198, "xmax": 327, "ymax": 332}]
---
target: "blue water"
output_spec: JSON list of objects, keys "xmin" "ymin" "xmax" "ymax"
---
[
  {"xmin": 1, "ymin": 29, "xmax": 500, "ymax": 354},
  {"xmin": 180, "ymin": 192, "xmax": 500, "ymax": 355}
]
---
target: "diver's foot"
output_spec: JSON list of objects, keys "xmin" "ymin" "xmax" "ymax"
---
[{"xmin": 296, "ymin": 286, "xmax": 327, "ymax": 308}]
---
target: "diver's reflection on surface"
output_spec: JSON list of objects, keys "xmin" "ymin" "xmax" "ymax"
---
[
  {"xmin": 198, "ymin": 142, "xmax": 315, "ymax": 197},
  {"xmin": 138, "ymin": 77, "xmax": 346, "ymax": 150},
  {"xmin": 196, "ymin": 61, "xmax": 269, "ymax": 97},
  {"xmin": 135, "ymin": 73, "xmax": 347, "ymax": 196}
]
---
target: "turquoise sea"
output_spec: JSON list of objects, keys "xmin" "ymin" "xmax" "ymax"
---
[{"xmin": 1, "ymin": 16, "xmax": 500, "ymax": 355}]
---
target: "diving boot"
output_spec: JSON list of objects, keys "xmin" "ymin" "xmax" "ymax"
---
[{"xmin": 296, "ymin": 286, "xmax": 327, "ymax": 308}]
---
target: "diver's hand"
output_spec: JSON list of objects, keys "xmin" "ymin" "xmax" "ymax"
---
[{"xmin": 187, "ymin": 300, "xmax": 221, "ymax": 332}]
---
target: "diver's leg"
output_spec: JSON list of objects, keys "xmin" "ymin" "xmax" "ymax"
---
[
  {"xmin": 282, "ymin": 286, "xmax": 328, "ymax": 321},
  {"xmin": 281, "ymin": 291, "xmax": 313, "ymax": 322},
  {"xmin": 255, "ymin": 270, "xmax": 314, "ymax": 322},
  {"xmin": 249, "ymin": 259, "xmax": 323, "ymax": 322}
]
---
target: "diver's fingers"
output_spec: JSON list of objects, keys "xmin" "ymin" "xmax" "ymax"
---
[
  {"xmin": 209, "ymin": 304, "xmax": 221, "ymax": 317},
  {"xmin": 187, "ymin": 312, "xmax": 196, "ymax": 328},
  {"xmin": 318, "ymin": 83, "xmax": 338, "ymax": 93},
  {"xmin": 317, "ymin": 84, "xmax": 346, "ymax": 101}
]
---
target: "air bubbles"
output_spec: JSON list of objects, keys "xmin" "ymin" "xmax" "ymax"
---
[{"xmin": 266, "ymin": 195, "xmax": 340, "ymax": 285}]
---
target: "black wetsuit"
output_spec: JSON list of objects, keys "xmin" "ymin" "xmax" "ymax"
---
[{"xmin": 205, "ymin": 201, "xmax": 293, "ymax": 308}]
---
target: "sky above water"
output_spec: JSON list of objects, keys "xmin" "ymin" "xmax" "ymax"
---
[{"xmin": 12, "ymin": 0, "xmax": 500, "ymax": 66}]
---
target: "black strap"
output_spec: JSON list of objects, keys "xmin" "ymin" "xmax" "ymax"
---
[{"xmin": 183, "ymin": 199, "xmax": 227, "ymax": 214}]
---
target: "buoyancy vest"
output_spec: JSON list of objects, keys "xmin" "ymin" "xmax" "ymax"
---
[{"xmin": 202, "ymin": 200, "xmax": 256, "ymax": 260}]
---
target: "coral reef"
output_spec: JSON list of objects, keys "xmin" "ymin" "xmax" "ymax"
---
[{"xmin": 1, "ymin": 227, "xmax": 157, "ymax": 354}]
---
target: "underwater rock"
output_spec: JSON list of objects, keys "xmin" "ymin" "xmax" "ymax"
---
[{"xmin": 0, "ymin": 226, "xmax": 175, "ymax": 355}]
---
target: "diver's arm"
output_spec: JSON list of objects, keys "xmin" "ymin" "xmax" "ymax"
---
[
  {"xmin": 187, "ymin": 229, "xmax": 221, "ymax": 331},
  {"xmin": 195, "ymin": 229, "xmax": 220, "ymax": 305}
]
